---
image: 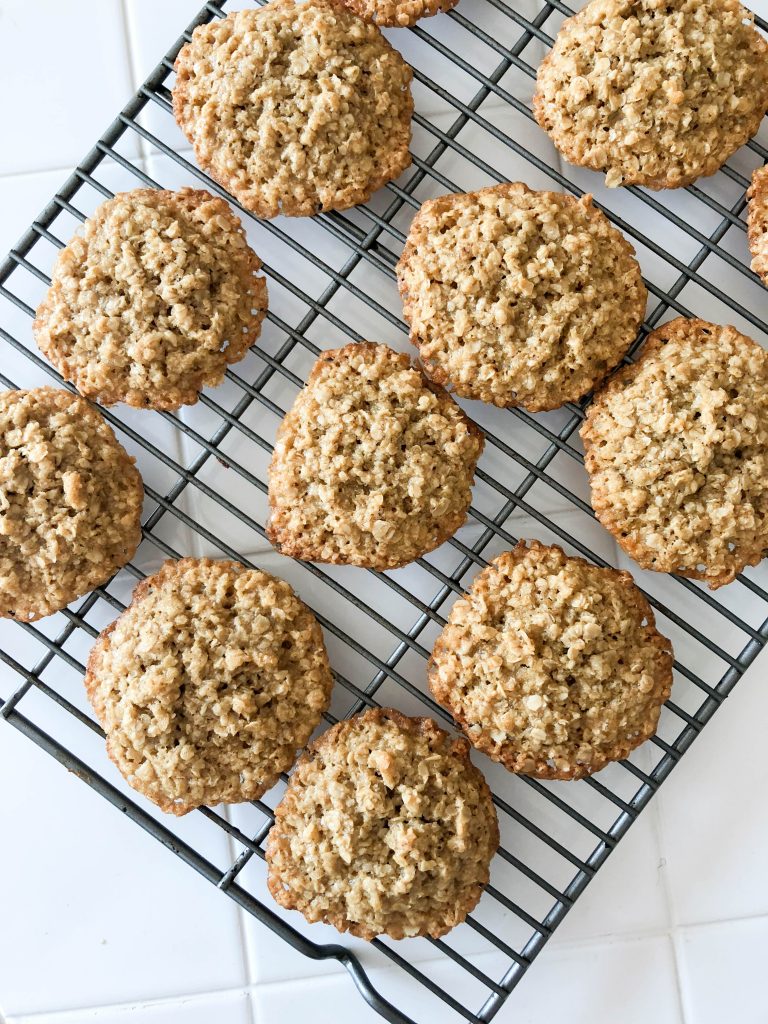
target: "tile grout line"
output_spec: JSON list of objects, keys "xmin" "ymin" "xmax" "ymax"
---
[
  {"xmin": 236, "ymin": 904, "xmax": 260, "ymax": 1010},
  {"xmin": 248, "ymin": 989, "xmax": 261, "ymax": 1024},
  {"xmin": 646, "ymin": 785, "xmax": 688, "ymax": 1024},
  {"xmin": 220, "ymin": 804, "xmax": 257, "ymax": 1019},
  {"xmin": 670, "ymin": 929, "xmax": 695, "ymax": 1024},
  {"xmin": 118, "ymin": 0, "xmax": 149, "ymax": 164},
  {"xmin": 167, "ymin": 412, "xmax": 200, "ymax": 561},
  {"xmin": 5, "ymin": 984, "xmax": 253, "ymax": 1022}
]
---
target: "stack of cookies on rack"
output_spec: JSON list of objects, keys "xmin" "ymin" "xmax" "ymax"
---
[{"xmin": 2, "ymin": 0, "xmax": 767, "ymax": 943}]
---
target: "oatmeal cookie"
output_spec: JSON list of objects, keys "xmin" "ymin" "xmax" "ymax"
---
[
  {"xmin": 266, "ymin": 707, "xmax": 498, "ymax": 939},
  {"xmin": 33, "ymin": 188, "xmax": 266, "ymax": 410},
  {"xmin": 747, "ymin": 165, "xmax": 768, "ymax": 285},
  {"xmin": 397, "ymin": 183, "xmax": 646, "ymax": 410},
  {"xmin": 533, "ymin": 0, "xmax": 768, "ymax": 189},
  {"xmin": 173, "ymin": 1, "xmax": 413, "ymax": 217},
  {"xmin": 332, "ymin": 0, "xmax": 457, "ymax": 28},
  {"xmin": 429, "ymin": 541, "xmax": 673, "ymax": 780},
  {"xmin": 84, "ymin": 558, "xmax": 333, "ymax": 815},
  {"xmin": 267, "ymin": 343, "xmax": 484, "ymax": 569},
  {"xmin": 0, "ymin": 388, "xmax": 143, "ymax": 622},
  {"xmin": 581, "ymin": 317, "xmax": 768, "ymax": 588}
]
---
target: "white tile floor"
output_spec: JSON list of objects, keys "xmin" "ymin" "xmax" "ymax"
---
[{"xmin": 1, "ymin": 1, "xmax": 767, "ymax": 1022}]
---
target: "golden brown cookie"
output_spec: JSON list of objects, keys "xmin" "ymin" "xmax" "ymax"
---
[
  {"xmin": 747, "ymin": 165, "xmax": 768, "ymax": 284},
  {"xmin": 0, "ymin": 388, "xmax": 143, "ymax": 622},
  {"xmin": 267, "ymin": 343, "xmax": 484, "ymax": 569},
  {"xmin": 173, "ymin": 1, "xmax": 413, "ymax": 217},
  {"xmin": 332, "ymin": 0, "xmax": 457, "ymax": 27},
  {"xmin": 429, "ymin": 541, "xmax": 673, "ymax": 780},
  {"xmin": 84, "ymin": 558, "xmax": 333, "ymax": 816},
  {"xmin": 533, "ymin": 0, "xmax": 768, "ymax": 189},
  {"xmin": 266, "ymin": 707, "xmax": 499, "ymax": 939},
  {"xmin": 582, "ymin": 318, "xmax": 768, "ymax": 588},
  {"xmin": 33, "ymin": 188, "xmax": 266, "ymax": 410},
  {"xmin": 397, "ymin": 183, "xmax": 646, "ymax": 411}
]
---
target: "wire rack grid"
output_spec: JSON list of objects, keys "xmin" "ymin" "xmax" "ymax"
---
[{"xmin": 1, "ymin": 0, "xmax": 768, "ymax": 1021}]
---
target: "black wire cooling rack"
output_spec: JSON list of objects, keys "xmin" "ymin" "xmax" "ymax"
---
[{"xmin": 2, "ymin": 1, "xmax": 768, "ymax": 1021}]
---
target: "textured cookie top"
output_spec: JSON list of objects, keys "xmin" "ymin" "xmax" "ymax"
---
[
  {"xmin": 85, "ymin": 559, "xmax": 333, "ymax": 816},
  {"xmin": 534, "ymin": 0, "xmax": 768, "ymax": 189},
  {"xmin": 267, "ymin": 343, "xmax": 484, "ymax": 569},
  {"xmin": 582, "ymin": 318, "xmax": 768, "ymax": 588},
  {"xmin": 429, "ymin": 542, "xmax": 673, "ymax": 780},
  {"xmin": 747, "ymin": 165, "xmax": 768, "ymax": 285},
  {"xmin": 173, "ymin": 1, "xmax": 413, "ymax": 217},
  {"xmin": 266, "ymin": 707, "xmax": 499, "ymax": 939},
  {"xmin": 33, "ymin": 189, "xmax": 266, "ymax": 410},
  {"xmin": 397, "ymin": 183, "xmax": 646, "ymax": 411},
  {"xmin": 332, "ymin": 0, "xmax": 457, "ymax": 27},
  {"xmin": 0, "ymin": 388, "xmax": 143, "ymax": 623}
]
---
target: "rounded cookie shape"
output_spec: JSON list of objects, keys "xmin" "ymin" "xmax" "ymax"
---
[
  {"xmin": 397, "ymin": 183, "xmax": 646, "ymax": 411},
  {"xmin": 333, "ymin": 0, "xmax": 457, "ymax": 28},
  {"xmin": 0, "ymin": 388, "xmax": 143, "ymax": 622},
  {"xmin": 747, "ymin": 165, "xmax": 768, "ymax": 285},
  {"xmin": 84, "ymin": 558, "xmax": 333, "ymax": 815},
  {"xmin": 429, "ymin": 541, "xmax": 673, "ymax": 780},
  {"xmin": 267, "ymin": 343, "xmax": 485, "ymax": 569},
  {"xmin": 581, "ymin": 318, "xmax": 768, "ymax": 588},
  {"xmin": 173, "ymin": 1, "xmax": 414, "ymax": 217},
  {"xmin": 266, "ymin": 707, "xmax": 499, "ymax": 939},
  {"xmin": 533, "ymin": 0, "xmax": 768, "ymax": 189},
  {"xmin": 33, "ymin": 188, "xmax": 267, "ymax": 410}
]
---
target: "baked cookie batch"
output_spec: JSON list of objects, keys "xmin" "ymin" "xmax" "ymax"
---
[{"xmin": 3, "ymin": 0, "xmax": 768, "ymax": 941}]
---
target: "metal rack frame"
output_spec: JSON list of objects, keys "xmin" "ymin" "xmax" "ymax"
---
[{"xmin": 1, "ymin": 1, "xmax": 767, "ymax": 1021}]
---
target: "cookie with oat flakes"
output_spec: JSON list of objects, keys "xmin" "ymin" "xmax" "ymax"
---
[
  {"xmin": 84, "ymin": 558, "xmax": 333, "ymax": 816},
  {"xmin": 581, "ymin": 317, "xmax": 768, "ymax": 588},
  {"xmin": 0, "ymin": 388, "xmax": 143, "ymax": 622},
  {"xmin": 747, "ymin": 165, "xmax": 768, "ymax": 285},
  {"xmin": 266, "ymin": 343, "xmax": 484, "ymax": 569},
  {"xmin": 396, "ymin": 182, "xmax": 646, "ymax": 411},
  {"xmin": 332, "ymin": 0, "xmax": 457, "ymax": 28},
  {"xmin": 533, "ymin": 0, "xmax": 768, "ymax": 190},
  {"xmin": 33, "ymin": 188, "xmax": 266, "ymax": 410},
  {"xmin": 429, "ymin": 541, "xmax": 673, "ymax": 780},
  {"xmin": 266, "ymin": 707, "xmax": 498, "ymax": 939},
  {"xmin": 173, "ymin": 1, "xmax": 413, "ymax": 217}
]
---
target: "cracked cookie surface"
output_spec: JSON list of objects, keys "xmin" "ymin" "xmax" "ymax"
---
[
  {"xmin": 429, "ymin": 541, "xmax": 673, "ymax": 780},
  {"xmin": 397, "ymin": 183, "xmax": 646, "ymax": 410},
  {"xmin": 85, "ymin": 558, "xmax": 333, "ymax": 815},
  {"xmin": 34, "ymin": 188, "xmax": 266, "ymax": 410},
  {"xmin": 747, "ymin": 165, "xmax": 768, "ymax": 285},
  {"xmin": 0, "ymin": 388, "xmax": 143, "ymax": 622},
  {"xmin": 173, "ymin": 0, "xmax": 413, "ymax": 216},
  {"xmin": 267, "ymin": 343, "xmax": 484, "ymax": 569},
  {"xmin": 266, "ymin": 707, "xmax": 499, "ymax": 939},
  {"xmin": 534, "ymin": 0, "xmax": 768, "ymax": 189},
  {"xmin": 332, "ymin": 0, "xmax": 457, "ymax": 27},
  {"xmin": 582, "ymin": 317, "xmax": 768, "ymax": 588}
]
